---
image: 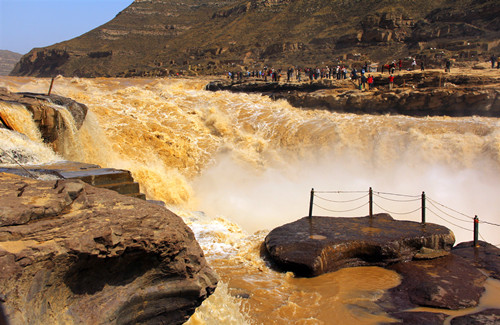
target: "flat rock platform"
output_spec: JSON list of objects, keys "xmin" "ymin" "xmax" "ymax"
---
[{"xmin": 264, "ymin": 213, "xmax": 455, "ymax": 277}]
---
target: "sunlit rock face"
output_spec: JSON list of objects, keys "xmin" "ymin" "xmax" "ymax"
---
[
  {"xmin": 264, "ymin": 213, "xmax": 455, "ymax": 277},
  {"xmin": 0, "ymin": 173, "xmax": 217, "ymax": 325},
  {"xmin": 9, "ymin": 0, "xmax": 500, "ymax": 77}
]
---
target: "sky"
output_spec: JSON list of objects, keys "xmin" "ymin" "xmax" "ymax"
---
[{"xmin": 0, "ymin": 0, "xmax": 133, "ymax": 54}]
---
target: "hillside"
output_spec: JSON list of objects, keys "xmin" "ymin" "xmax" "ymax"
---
[
  {"xmin": 0, "ymin": 50, "xmax": 22, "ymax": 75},
  {"xmin": 10, "ymin": 0, "xmax": 500, "ymax": 77}
]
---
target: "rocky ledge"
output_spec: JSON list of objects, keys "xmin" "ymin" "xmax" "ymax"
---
[
  {"xmin": 206, "ymin": 71, "xmax": 500, "ymax": 117},
  {"xmin": 0, "ymin": 87, "xmax": 88, "ymax": 144},
  {"xmin": 264, "ymin": 214, "xmax": 500, "ymax": 324},
  {"xmin": 0, "ymin": 172, "xmax": 217, "ymax": 324},
  {"xmin": 264, "ymin": 213, "xmax": 455, "ymax": 277},
  {"xmin": 379, "ymin": 241, "xmax": 500, "ymax": 324}
]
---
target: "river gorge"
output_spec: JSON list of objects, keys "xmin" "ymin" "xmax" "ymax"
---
[{"xmin": 1, "ymin": 75, "xmax": 500, "ymax": 324}]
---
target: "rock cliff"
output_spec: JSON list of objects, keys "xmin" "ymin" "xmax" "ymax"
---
[
  {"xmin": 0, "ymin": 172, "xmax": 217, "ymax": 324},
  {"xmin": 206, "ymin": 70, "xmax": 500, "ymax": 117},
  {"xmin": 9, "ymin": 0, "xmax": 500, "ymax": 77}
]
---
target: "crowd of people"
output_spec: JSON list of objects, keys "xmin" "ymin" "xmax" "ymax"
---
[
  {"xmin": 227, "ymin": 55, "xmax": 497, "ymax": 90},
  {"xmin": 227, "ymin": 60, "xmax": 411, "ymax": 91}
]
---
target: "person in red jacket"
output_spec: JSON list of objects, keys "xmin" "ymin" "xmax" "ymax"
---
[
  {"xmin": 367, "ymin": 75, "xmax": 374, "ymax": 90},
  {"xmin": 389, "ymin": 74, "xmax": 394, "ymax": 90}
]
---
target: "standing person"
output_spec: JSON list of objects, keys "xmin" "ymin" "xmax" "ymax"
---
[
  {"xmin": 491, "ymin": 55, "xmax": 497, "ymax": 69},
  {"xmin": 420, "ymin": 61, "xmax": 425, "ymax": 71},
  {"xmin": 398, "ymin": 59, "xmax": 403, "ymax": 71},
  {"xmin": 445, "ymin": 59, "xmax": 451, "ymax": 72},
  {"xmin": 367, "ymin": 74, "xmax": 374, "ymax": 90},
  {"xmin": 360, "ymin": 74, "xmax": 367, "ymax": 90},
  {"xmin": 411, "ymin": 59, "xmax": 417, "ymax": 70},
  {"xmin": 389, "ymin": 74, "xmax": 394, "ymax": 90}
]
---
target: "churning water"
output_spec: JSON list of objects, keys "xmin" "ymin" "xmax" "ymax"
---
[{"xmin": 1, "ymin": 76, "xmax": 499, "ymax": 324}]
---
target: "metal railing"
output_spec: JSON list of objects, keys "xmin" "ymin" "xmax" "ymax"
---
[{"xmin": 308, "ymin": 187, "xmax": 500, "ymax": 248}]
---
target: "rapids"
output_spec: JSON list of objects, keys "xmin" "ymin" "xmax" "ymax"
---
[{"xmin": 1, "ymin": 76, "xmax": 500, "ymax": 324}]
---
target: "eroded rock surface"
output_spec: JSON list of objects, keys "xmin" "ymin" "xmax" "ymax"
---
[
  {"xmin": 0, "ymin": 88, "xmax": 88, "ymax": 143},
  {"xmin": 206, "ymin": 72, "xmax": 500, "ymax": 117},
  {"xmin": 0, "ymin": 172, "xmax": 217, "ymax": 324},
  {"xmin": 385, "ymin": 255, "xmax": 487, "ymax": 310},
  {"xmin": 452, "ymin": 241, "xmax": 500, "ymax": 280},
  {"xmin": 450, "ymin": 309, "xmax": 500, "ymax": 325},
  {"xmin": 264, "ymin": 213, "xmax": 455, "ymax": 277}
]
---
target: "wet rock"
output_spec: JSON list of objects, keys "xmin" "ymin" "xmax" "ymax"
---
[
  {"xmin": 450, "ymin": 309, "xmax": 500, "ymax": 325},
  {"xmin": 382, "ymin": 311, "xmax": 448, "ymax": 325},
  {"xmin": 206, "ymin": 73, "xmax": 500, "ymax": 117},
  {"xmin": 0, "ymin": 172, "xmax": 217, "ymax": 324},
  {"xmin": 385, "ymin": 255, "xmax": 487, "ymax": 310},
  {"xmin": 0, "ymin": 88, "xmax": 88, "ymax": 143},
  {"xmin": 452, "ymin": 241, "xmax": 500, "ymax": 280},
  {"xmin": 264, "ymin": 214, "xmax": 455, "ymax": 277}
]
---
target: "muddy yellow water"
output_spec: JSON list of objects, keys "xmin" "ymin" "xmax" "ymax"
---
[{"xmin": 1, "ymin": 76, "xmax": 500, "ymax": 323}]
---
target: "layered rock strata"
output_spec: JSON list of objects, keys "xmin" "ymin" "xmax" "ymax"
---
[
  {"xmin": 206, "ymin": 71, "xmax": 500, "ymax": 117},
  {"xmin": 0, "ymin": 172, "xmax": 217, "ymax": 324}
]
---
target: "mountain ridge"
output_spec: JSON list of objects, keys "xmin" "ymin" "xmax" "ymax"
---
[
  {"xmin": 9, "ymin": 0, "xmax": 500, "ymax": 77},
  {"xmin": 0, "ymin": 50, "xmax": 22, "ymax": 76}
]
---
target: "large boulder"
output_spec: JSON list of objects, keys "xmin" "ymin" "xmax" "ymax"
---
[
  {"xmin": 0, "ymin": 172, "xmax": 217, "ymax": 324},
  {"xmin": 264, "ymin": 214, "xmax": 455, "ymax": 277},
  {"xmin": 0, "ymin": 88, "xmax": 88, "ymax": 144}
]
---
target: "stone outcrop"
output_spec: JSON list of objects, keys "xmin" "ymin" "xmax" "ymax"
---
[
  {"xmin": 284, "ymin": 86, "xmax": 500, "ymax": 117},
  {"xmin": 0, "ymin": 88, "xmax": 88, "ymax": 143},
  {"xmin": 452, "ymin": 241, "xmax": 500, "ymax": 280},
  {"xmin": 0, "ymin": 172, "xmax": 217, "ymax": 324},
  {"xmin": 0, "ymin": 161, "xmax": 147, "ymax": 200},
  {"xmin": 450, "ymin": 309, "xmax": 500, "ymax": 324},
  {"xmin": 265, "ymin": 213, "xmax": 500, "ymax": 323},
  {"xmin": 385, "ymin": 255, "xmax": 487, "ymax": 310},
  {"xmin": 264, "ymin": 214, "xmax": 455, "ymax": 277},
  {"xmin": 206, "ymin": 71, "xmax": 500, "ymax": 117},
  {"xmin": 378, "ymin": 242, "xmax": 500, "ymax": 324}
]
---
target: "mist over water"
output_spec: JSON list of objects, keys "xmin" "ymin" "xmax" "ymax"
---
[{"xmin": 1, "ymin": 76, "xmax": 500, "ymax": 323}]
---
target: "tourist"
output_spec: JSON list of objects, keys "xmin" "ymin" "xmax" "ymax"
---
[
  {"xmin": 360, "ymin": 74, "xmax": 367, "ymax": 89},
  {"xmin": 411, "ymin": 59, "xmax": 417, "ymax": 70},
  {"xmin": 420, "ymin": 61, "xmax": 424, "ymax": 71},
  {"xmin": 491, "ymin": 55, "xmax": 497, "ymax": 69},
  {"xmin": 351, "ymin": 68, "xmax": 358, "ymax": 80},
  {"xmin": 389, "ymin": 74, "xmax": 394, "ymax": 90},
  {"xmin": 398, "ymin": 59, "xmax": 402, "ymax": 71},
  {"xmin": 445, "ymin": 60, "xmax": 451, "ymax": 72},
  {"xmin": 367, "ymin": 74, "xmax": 374, "ymax": 90}
]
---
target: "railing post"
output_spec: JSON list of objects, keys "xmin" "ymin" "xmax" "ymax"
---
[
  {"xmin": 369, "ymin": 187, "xmax": 373, "ymax": 218},
  {"xmin": 47, "ymin": 77, "xmax": 55, "ymax": 96},
  {"xmin": 308, "ymin": 188, "xmax": 314, "ymax": 218},
  {"xmin": 421, "ymin": 191, "xmax": 426, "ymax": 224},
  {"xmin": 473, "ymin": 215, "xmax": 479, "ymax": 247}
]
